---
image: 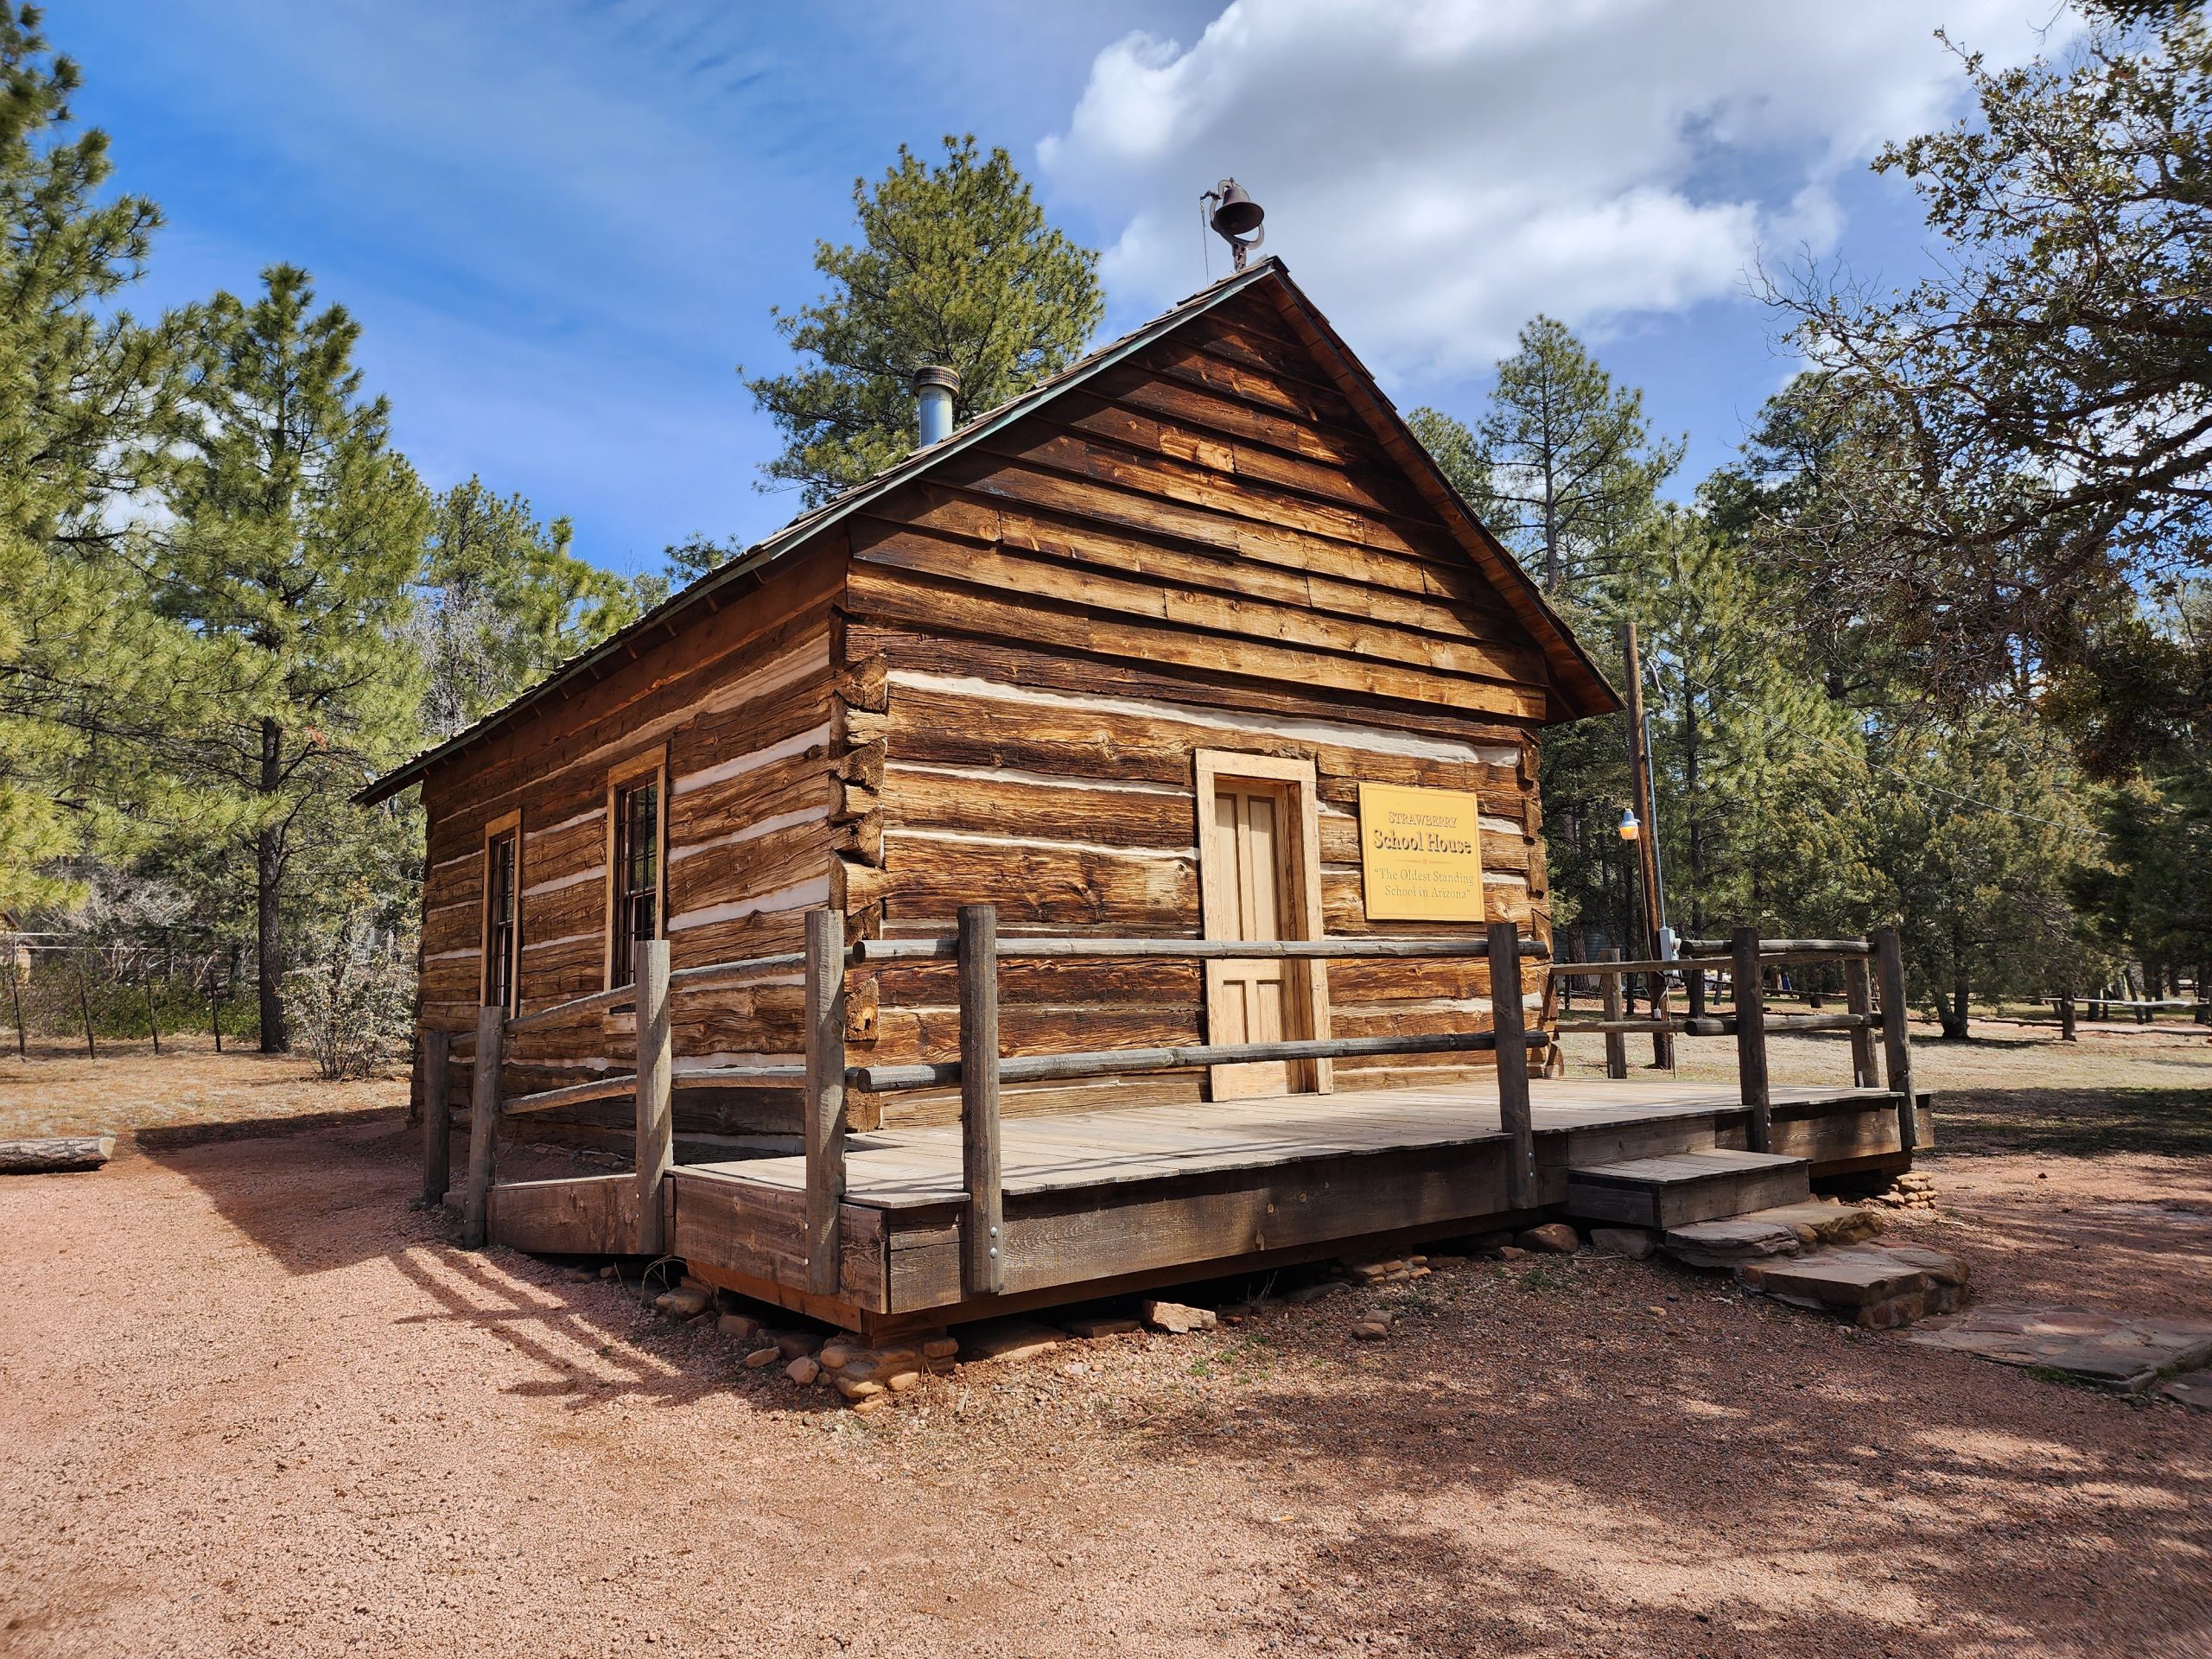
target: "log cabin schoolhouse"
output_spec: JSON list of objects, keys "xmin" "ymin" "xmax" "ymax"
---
[{"xmin": 364, "ymin": 257, "xmax": 1927, "ymax": 1338}]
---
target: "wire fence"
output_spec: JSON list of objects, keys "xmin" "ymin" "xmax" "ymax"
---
[{"xmin": 2, "ymin": 936, "xmax": 262, "ymax": 1057}]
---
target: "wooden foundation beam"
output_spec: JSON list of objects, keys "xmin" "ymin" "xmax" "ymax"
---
[
  {"xmin": 420, "ymin": 1029, "xmax": 451, "ymax": 1206},
  {"xmin": 1599, "ymin": 947, "xmax": 1627, "ymax": 1079},
  {"xmin": 463, "ymin": 1004, "xmax": 503, "ymax": 1249},
  {"xmin": 1875, "ymin": 925, "xmax": 1918, "ymax": 1154},
  {"xmin": 1844, "ymin": 957, "xmax": 1878, "ymax": 1089},
  {"xmin": 1490, "ymin": 920, "xmax": 1537, "ymax": 1211}
]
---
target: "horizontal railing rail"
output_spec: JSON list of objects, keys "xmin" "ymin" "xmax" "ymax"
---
[
  {"xmin": 849, "ymin": 1027, "xmax": 1548, "ymax": 1095},
  {"xmin": 502, "ymin": 948, "xmax": 805, "ymax": 1036},
  {"xmin": 851, "ymin": 934, "xmax": 1550, "ymax": 963}
]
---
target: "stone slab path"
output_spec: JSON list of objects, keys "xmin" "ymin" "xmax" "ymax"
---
[{"xmin": 1908, "ymin": 1305, "xmax": 2212, "ymax": 1393}]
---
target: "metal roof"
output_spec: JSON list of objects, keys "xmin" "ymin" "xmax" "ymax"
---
[{"xmin": 358, "ymin": 257, "xmax": 1616, "ymax": 805}]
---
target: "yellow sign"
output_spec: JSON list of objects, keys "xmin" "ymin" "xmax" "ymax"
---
[{"xmin": 1357, "ymin": 783, "xmax": 1486, "ymax": 923}]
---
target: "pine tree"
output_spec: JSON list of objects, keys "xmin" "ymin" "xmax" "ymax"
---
[
  {"xmin": 157, "ymin": 265, "xmax": 429, "ymax": 1051},
  {"xmin": 746, "ymin": 136, "xmax": 1103, "ymax": 505},
  {"xmin": 410, "ymin": 478, "xmax": 635, "ymax": 738},
  {"xmin": 1626, "ymin": 507, "xmax": 1871, "ymax": 939},
  {"xmin": 0, "ymin": 6, "xmax": 190, "ymax": 913},
  {"xmin": 1476, "ymin": 317, "xmax": 1682, "ymax": 598},
  {"xmin": 1866, "ymin": 709, "xmax": 2100, "ymax": 1037}
]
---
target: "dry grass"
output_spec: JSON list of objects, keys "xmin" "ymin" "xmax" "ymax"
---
[{"xmin": 0, "ymin": 1033, "xmax": 405, "ymax": 1142}]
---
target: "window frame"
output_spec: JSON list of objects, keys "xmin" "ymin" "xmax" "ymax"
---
[
  {"xmin": 479, "ymin": 809, "xmax": 523, "ymax": 1014},
  {"xmin": 603, "ymin": 747, "xmax": 669, "ymax": 990}
]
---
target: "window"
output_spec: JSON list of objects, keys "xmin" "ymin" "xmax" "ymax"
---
[
  {"xmin": 610, "ymin": 776, "xmax": 662, "ymax": 987},
  {"xmin": 483, "ymin": 828, "xmax": 519, "ymax": 1011}
]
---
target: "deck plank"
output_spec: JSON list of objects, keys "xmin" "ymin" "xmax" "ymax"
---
[{"xmin": 674, "ymin": 1078, "xmax": 1903, "ymax": 1211}]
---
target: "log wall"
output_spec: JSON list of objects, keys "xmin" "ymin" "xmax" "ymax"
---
[
  {"xmin": 416, "ymin": 555, "xmax": 845, "ymax": 1153},
  {"xmin": 410, "ymin": 283, "xmax": 1574, "ymax": 1151},
  {"xmin": 836, "ymin": 287, "xmax": 1555, "ymax": 1129}
]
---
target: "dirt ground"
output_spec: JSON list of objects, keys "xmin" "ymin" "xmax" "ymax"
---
[{"xmin": 3, "ymin": 1026, "xmax": 2210, "ymax": 1658}]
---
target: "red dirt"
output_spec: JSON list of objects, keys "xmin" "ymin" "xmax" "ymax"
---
[{"xmin": 3, "ymin": 1039, "xmax": 2210, "ymax": 1657}]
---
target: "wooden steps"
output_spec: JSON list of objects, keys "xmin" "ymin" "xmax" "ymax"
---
[{"xmin": 1565, "ymin": 1149, "xmax": 1810, "ymax": 1230}]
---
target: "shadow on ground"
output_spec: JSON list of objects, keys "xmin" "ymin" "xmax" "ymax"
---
[{"xmin": 1935, "ymin": 1086, "xmax": 2212, "ymax": 1157}]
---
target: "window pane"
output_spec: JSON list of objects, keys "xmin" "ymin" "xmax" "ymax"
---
[{"xmin": 610, "ymin": 777, "xmax": 661, "ymax": 988}]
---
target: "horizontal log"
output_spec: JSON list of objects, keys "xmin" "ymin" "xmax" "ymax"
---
[
  {"xmin": 669, "ymin": 951, "xmax": 805, "ymax": 994},
  {"xmin": 849, "ymin": 1027, "xmax": 1548, "ymax": 1093},
  {"xmin": 505, "ymin": 950, "xmax": 810, "ymax": 1034},
  {"xmin": 502, "ymin": 1073, "xmax": 637, "ymax": 1115},
  {"xmin": 1680, "ymin": 938, "xmax": 1872, "ymax": 957},
  {"xmin": 0, "ymin": 1135, "xmax": 117, "ymax": 1174},
  {"xmin": 845, "ymin": 563, "xmax": 1547, "ymax": 721},
  {"xmin": 505, "ymin": 985, "xmax": 632, "ymax": 1035},
  {"xmin": 1553, "ymin": 1014, "xmax": 1881, "ymax": 1037},
  {"xmin": 504, "ymin": 1062, "xmax": 810, "ymax": 1116},
  {"xmin": 1551, "ymin": 956, "xmax": 1730, "ymax": 978},
  {"xmin": 852, "ymin": 935, "xmax": 1548, "ymax": 963}
]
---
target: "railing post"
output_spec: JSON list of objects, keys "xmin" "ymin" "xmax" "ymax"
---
[
  {"xmin": 420, "ymin": 1028, "xmax": 451, "ymax": 1206},
  {"xmin": 462, "ymin": 1003, "xmax": 503, "ymax": 1249},
  {"xmin": 634, "ymin": 939, "xmax": 673, "ymax": 1259},
  {"xmin": 1599, "ymin": 947, "xmax": 1627, "ymax": 1079},
  {"xmin": 1843, "ymin": 955, "xmax": 1878, "ymax": 1088},
  {"xmin": 1731, "ymin": 927, "xmax": 1772, "ymax": 1154},
  {"xmin": 1687, "ymin": 958, "xmax": 1707, "ymax": 1023},
  {"xmin": 958, "ymin": 904, "xmax": 1005, "ymax": 1296},
  {"xmin": 1489, "ymin": 920, "xmax": 1537, "ymax": 1211},
  {"xmin": 804, "ymin": 908, "xmax": 848, "ymax": 1296},
  {"xmin": 2058, "ymin": 995, "xmax": 2077, "ymax": 1042},
  {"xmin": 1874, "ymin": 925, "xmax": 1918, "ymax": 1154}
]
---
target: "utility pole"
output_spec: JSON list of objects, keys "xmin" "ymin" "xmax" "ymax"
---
[{"xmin": 1622, "ymin": 621, "xmax": 1673, "ymax": 1067}]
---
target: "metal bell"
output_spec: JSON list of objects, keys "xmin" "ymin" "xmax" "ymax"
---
[{"xmin": 1208, "ymin": 180, "xmax": 1264, "ymax": 239}]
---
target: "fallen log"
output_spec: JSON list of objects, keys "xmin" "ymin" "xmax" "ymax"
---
[{"xmin": 0, "ymin": 1135, "xmax": 118, "ymax": 1173}]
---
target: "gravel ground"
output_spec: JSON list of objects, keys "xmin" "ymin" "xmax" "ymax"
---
[{"xmin": 3, "ymin": 1032, "xmax": 2209, "ymax": 1657}]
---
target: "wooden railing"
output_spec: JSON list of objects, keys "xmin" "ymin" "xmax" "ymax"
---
[
  {"xmin": 421, "ymin": 940, "xmax": 812, "ymax": 1250},
  {"xmin": 828, "ymin": 910, "xmax": 1554, "ymax": 1299},
  {"xmin": 423, "ymin": 913, "xmax": 1917, "ymax": 1302},
  {"xmin": 1549, "ymin": 925, "xmax": 1916, "ymax": 1157},
  {"xmin": 427, "ymin": 911, "xmax": 1554, "ymax": 1294}
]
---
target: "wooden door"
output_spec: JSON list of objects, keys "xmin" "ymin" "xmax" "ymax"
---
[{"xmin": 1205, "ymin": 781, "xmax": 1309, "ymax": 1098}]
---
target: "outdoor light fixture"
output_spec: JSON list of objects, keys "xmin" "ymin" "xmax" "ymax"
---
[{"xmin": 1618, "ymin": 807, "xmax": 1640, "ymax": 842}]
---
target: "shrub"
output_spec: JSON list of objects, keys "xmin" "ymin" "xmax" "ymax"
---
[{"xmin": 285, "ymin": 922, "xmax": 415, "ymax": 1081}]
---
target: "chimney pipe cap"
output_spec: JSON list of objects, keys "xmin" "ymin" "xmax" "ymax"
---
[{"xmin": 912, "ymin": 365, "xmax": 961, "ymax": 393}]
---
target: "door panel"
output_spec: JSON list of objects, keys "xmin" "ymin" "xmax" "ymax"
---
[{"xmin": 1206, "ymin": 781, "xmax": 1306, "ymax": 1098}]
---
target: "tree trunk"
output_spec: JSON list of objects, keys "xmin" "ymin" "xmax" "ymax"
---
[
  {"xmin": 1940, "ymin": 919, "xmax": 1970, "ymax": 1040},
  {"xmin": 0, "ymin": 1135, "xmax": 117, "ymax": 1173},
  {"xmin": 257, "ymin": 715, "xmax": 288, "ymax": 1053}
]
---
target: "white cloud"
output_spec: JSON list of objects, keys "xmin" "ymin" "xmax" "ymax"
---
[{"xmin": 1040, "ymin": 0, "xmax": 2072, "ymax": 380}]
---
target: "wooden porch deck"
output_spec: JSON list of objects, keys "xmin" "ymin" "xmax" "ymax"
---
[{"xmin": 487, "ymin": 1075, "xmax": 1929, "ymax": 1339}]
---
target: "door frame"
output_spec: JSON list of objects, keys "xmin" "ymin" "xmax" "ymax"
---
[{"xmin": 1193, "ymin": 750, "xmax": 1332, "ymax": 1096}]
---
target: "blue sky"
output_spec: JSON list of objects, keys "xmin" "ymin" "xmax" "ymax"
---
[{"xmin": 67, "ymin": 1, "xmax": 2070, "ymax": 577}]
